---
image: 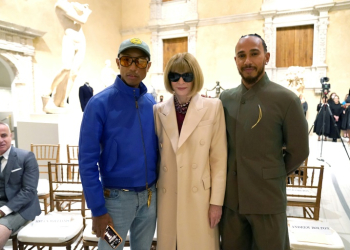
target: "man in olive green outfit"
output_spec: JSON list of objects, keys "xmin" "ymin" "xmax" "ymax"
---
[{"xmin": 219, "ymin": 34, "xmax": 309, "ymax": 250}]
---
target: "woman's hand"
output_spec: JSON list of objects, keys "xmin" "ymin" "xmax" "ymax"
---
[{"xmin": 208, "ymin": 204, "xmax": 222, "ymax": 228}]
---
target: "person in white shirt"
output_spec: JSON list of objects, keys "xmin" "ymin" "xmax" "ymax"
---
[{"xmin": 0, "ymin": 122, "xmax": 40, "ymax": 248}]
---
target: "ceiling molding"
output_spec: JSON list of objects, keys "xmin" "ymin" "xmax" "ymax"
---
[
  {"xmin": 0, "ymin": 20, "xmax": 45, "ymax": 39},
  {"xmin": 198, "ymin": 12, "xmax": 263, "ymax": 27},
  {"xmin": 120, "ymin": 1, "xmax": 350, "ymax": 36},
  {"xmin": 330, "ymin": 0, "xmax": 350, "ymax": 11},
  {"xmin": 120, "ymin": 27, "xmax": 150, "ymax": 37}
]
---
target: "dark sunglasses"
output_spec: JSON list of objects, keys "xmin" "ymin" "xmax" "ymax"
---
[
  {"xmin": 168, "ymin": 72, "xmax": 194, "ymax": 82},
  {"xmin": 118, "ymin": 56, "xmax": 149, "ymax": 69}
]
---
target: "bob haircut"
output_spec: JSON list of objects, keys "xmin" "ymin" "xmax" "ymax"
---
[{"xmin": 163, "ymin": 52, "xmax": 204, "ymax": 97}]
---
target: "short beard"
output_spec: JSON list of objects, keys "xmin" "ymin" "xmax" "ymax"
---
[{"xmin": 239, "ymin": 65, "xmax": 265, "ymax": 85}]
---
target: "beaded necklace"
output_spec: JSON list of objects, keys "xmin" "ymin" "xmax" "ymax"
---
[{"xmin": 174, "ymin": 95, "xmax": 191, "ymax": 114}]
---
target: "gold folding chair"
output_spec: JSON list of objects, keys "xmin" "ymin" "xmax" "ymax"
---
[
  {"xmin": 48, "ymin": 162, "xmax": 83, "ymax": 212},
  {"xmin": 67, "ymin": 145, "xmax": 79, "ymax": 181},
  {"xmin": 17, "ymin": 164, "xmax": 85, "ymax": 250},
  {"xmin": 67, "ymin": 145, "xmax": 79, "ymax": 163},
  {"xmin": 30, "ymin": 144, "xmax": 60, "ymax": 214},
  {"xmin": 291, "ymin": 157, "xmax": 309, "ymax": 185},
  {"xmin": 286, "ymin": 165, "xmax": 324, "ymax": 220}
]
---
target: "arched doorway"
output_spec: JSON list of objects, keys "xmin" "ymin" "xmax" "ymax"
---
[
  {"xmin": 0, "ymin": 20, "xmax": 45, "ymax": 127},
  {"xmin": 0, "ymin": 55, "xmax": 16, "ymax": 130}
]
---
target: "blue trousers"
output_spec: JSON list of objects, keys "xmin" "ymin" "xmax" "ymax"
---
[{"xmin": 98, "ymin": 184, "xmax": 157, "ymax": 250}]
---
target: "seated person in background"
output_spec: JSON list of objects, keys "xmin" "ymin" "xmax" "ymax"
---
[{"xmin": 0, "ymin": 122, "xmax": 41, "ymax": 249}]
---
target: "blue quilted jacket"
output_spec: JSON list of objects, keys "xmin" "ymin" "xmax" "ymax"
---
[{"xmin": 79, "ymin": 75, "xmax": 158, "ymax": 216}]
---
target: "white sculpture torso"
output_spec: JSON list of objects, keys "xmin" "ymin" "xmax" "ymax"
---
[
  {"xmin": 42, "ymin": 0, "xmax": 92, "ymax": 114},
  {"xmin": 100, "ymin": 59, "xmax": 117, "ymax": 88}
]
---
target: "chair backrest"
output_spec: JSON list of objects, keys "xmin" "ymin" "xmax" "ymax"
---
[
  {"xmin": 67, "ymin": 145, "xmax": 79, "ymax": 163},
  {"xmin": 303, "ymin": 157, "xmax": 308, "ymax": 166},
  {"xmin": 48, "ymin": 162, "xmax": 83, "ymax": 212},
  {"xmin": 287, "ymin": 165, "xmax": 323, "ymax": 187},
  {"xmin": 31, "ymin": 144, "xmax": 60, "ymax": 179},
  {"xmin": 286, "ymin": 165, "xmax": 324, "ymax": 219}
]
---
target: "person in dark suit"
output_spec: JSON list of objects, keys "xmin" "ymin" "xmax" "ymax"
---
[
  {"xmin": 314, "ymin": 96, "xmax": 331, "ymax": 141},
  {"xmin": 219, "ymin": 34, "xmax": 309, "ymax": 250},
  {"xmin": 79, "ymin": 82, "xmax": 93, "ymax": 111},
  {"xmin": 0, "ymin": 122, "xmax": 40, "ymax": 248},
  {"xmin": 329, "ymin": 95, "xmax": 343, "ymax": 142},
  {"xmin": 299, "ymin": 93, "xmax": 308, "ymax": 116}
]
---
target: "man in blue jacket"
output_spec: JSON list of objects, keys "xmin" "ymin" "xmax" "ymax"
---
[{"xmin": 79, "ymin": 38, "xmax": 158, "ymax": 250}]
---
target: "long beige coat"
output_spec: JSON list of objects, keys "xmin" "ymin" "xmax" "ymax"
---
[{"xmin": 154, "ymin": 94, "xmax": 227, "ymax": 250}]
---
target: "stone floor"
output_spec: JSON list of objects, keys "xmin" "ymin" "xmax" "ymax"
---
[{"xmin": 4, "ymin": 134, "xmax": 350, "ymax": 250}]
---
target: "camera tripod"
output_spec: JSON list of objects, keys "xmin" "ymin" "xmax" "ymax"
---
[{"xmin": 309, "ymin": 95, "xmax": 350, "ymax": 166}]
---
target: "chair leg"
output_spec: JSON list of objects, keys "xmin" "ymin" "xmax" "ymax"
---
[
  {"xmin": 18, "ymin": 242, "xmax": 23, "ymax": 250},
  {"xmin": 43, "ymin": 198, "xmax": 48, "ymax": 215},
  {"xmin": 56, "ymin": 201, "xmax": 62, "ymax": 211},
  {"xmin": 11, "ymin": 235, "xmax": 18, "ymax": 250},
  {"xmin": 314, "ymin": 208, "xmax": 320, "ymax": 220}
]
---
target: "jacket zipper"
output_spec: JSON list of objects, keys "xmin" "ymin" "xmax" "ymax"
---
[{"xmin": 134, "ymin": 90, "xmax": 152, "ymax": 207}]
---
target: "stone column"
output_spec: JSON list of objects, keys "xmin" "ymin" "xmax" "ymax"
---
[
  {"xmin": 261, "ymin": 11, "xmax": 276, "ymax": 81},
  {"xmin": 187, "ymin": 22, "xmax": 198, "ymax": 56},
  {"xmin": 315, "ymin": 4, "xmax": 333, "ymax": 80}
]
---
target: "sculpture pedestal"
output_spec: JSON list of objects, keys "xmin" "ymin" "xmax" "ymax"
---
[{"xmin": 17, "ymin": 113, "xmax": 83, "ymax": 162}]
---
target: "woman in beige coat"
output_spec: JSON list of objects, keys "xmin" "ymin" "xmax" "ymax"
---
[{"xmin": 154, "ymin": 53, "xmax": 227, "ymax": 250}]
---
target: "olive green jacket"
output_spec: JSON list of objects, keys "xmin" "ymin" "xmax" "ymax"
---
[{"xmin": 220, "ymin": 73, "xmax": 309, "ymax": 214}]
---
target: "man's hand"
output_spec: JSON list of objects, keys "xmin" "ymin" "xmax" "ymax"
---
[
  {"xmin": 208, "ymin": 204, "xmax": 222, "ymax": 228},
  {"xmin": 92, "ymin": 213, "xmax": 113, "ymax": 237},
  {"xmin": 0, "ymin": 210, "xmax": 5, "ymax": 218}
]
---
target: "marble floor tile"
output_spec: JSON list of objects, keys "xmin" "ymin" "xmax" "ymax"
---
[{"xmin": 4, "ymin": 135, "xmax": 350, "ymax": 249}]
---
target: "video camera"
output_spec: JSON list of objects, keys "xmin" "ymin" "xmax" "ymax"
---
[{"xmin": 320, "ymin": 77, "xmax": 330, "ymax": 95}]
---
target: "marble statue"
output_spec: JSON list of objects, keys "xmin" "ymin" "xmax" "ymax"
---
[
  {"xmin": 101, "ymin": 59, "xmax": 117, "ymax": 88},
  {"xmin": 148, "ymin": 84, "xmax": 158, "ymax": 102},
  {"xmin": 285, "ymin": 66, "xmax": 305, "ymax": 96},
  {"xmin": 208, "ymin": 81, "xmax": 225, "ymax": 98},
  {"xmin": 42, "ymin": 0, "xmax": 92, "ymax": 114}
]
